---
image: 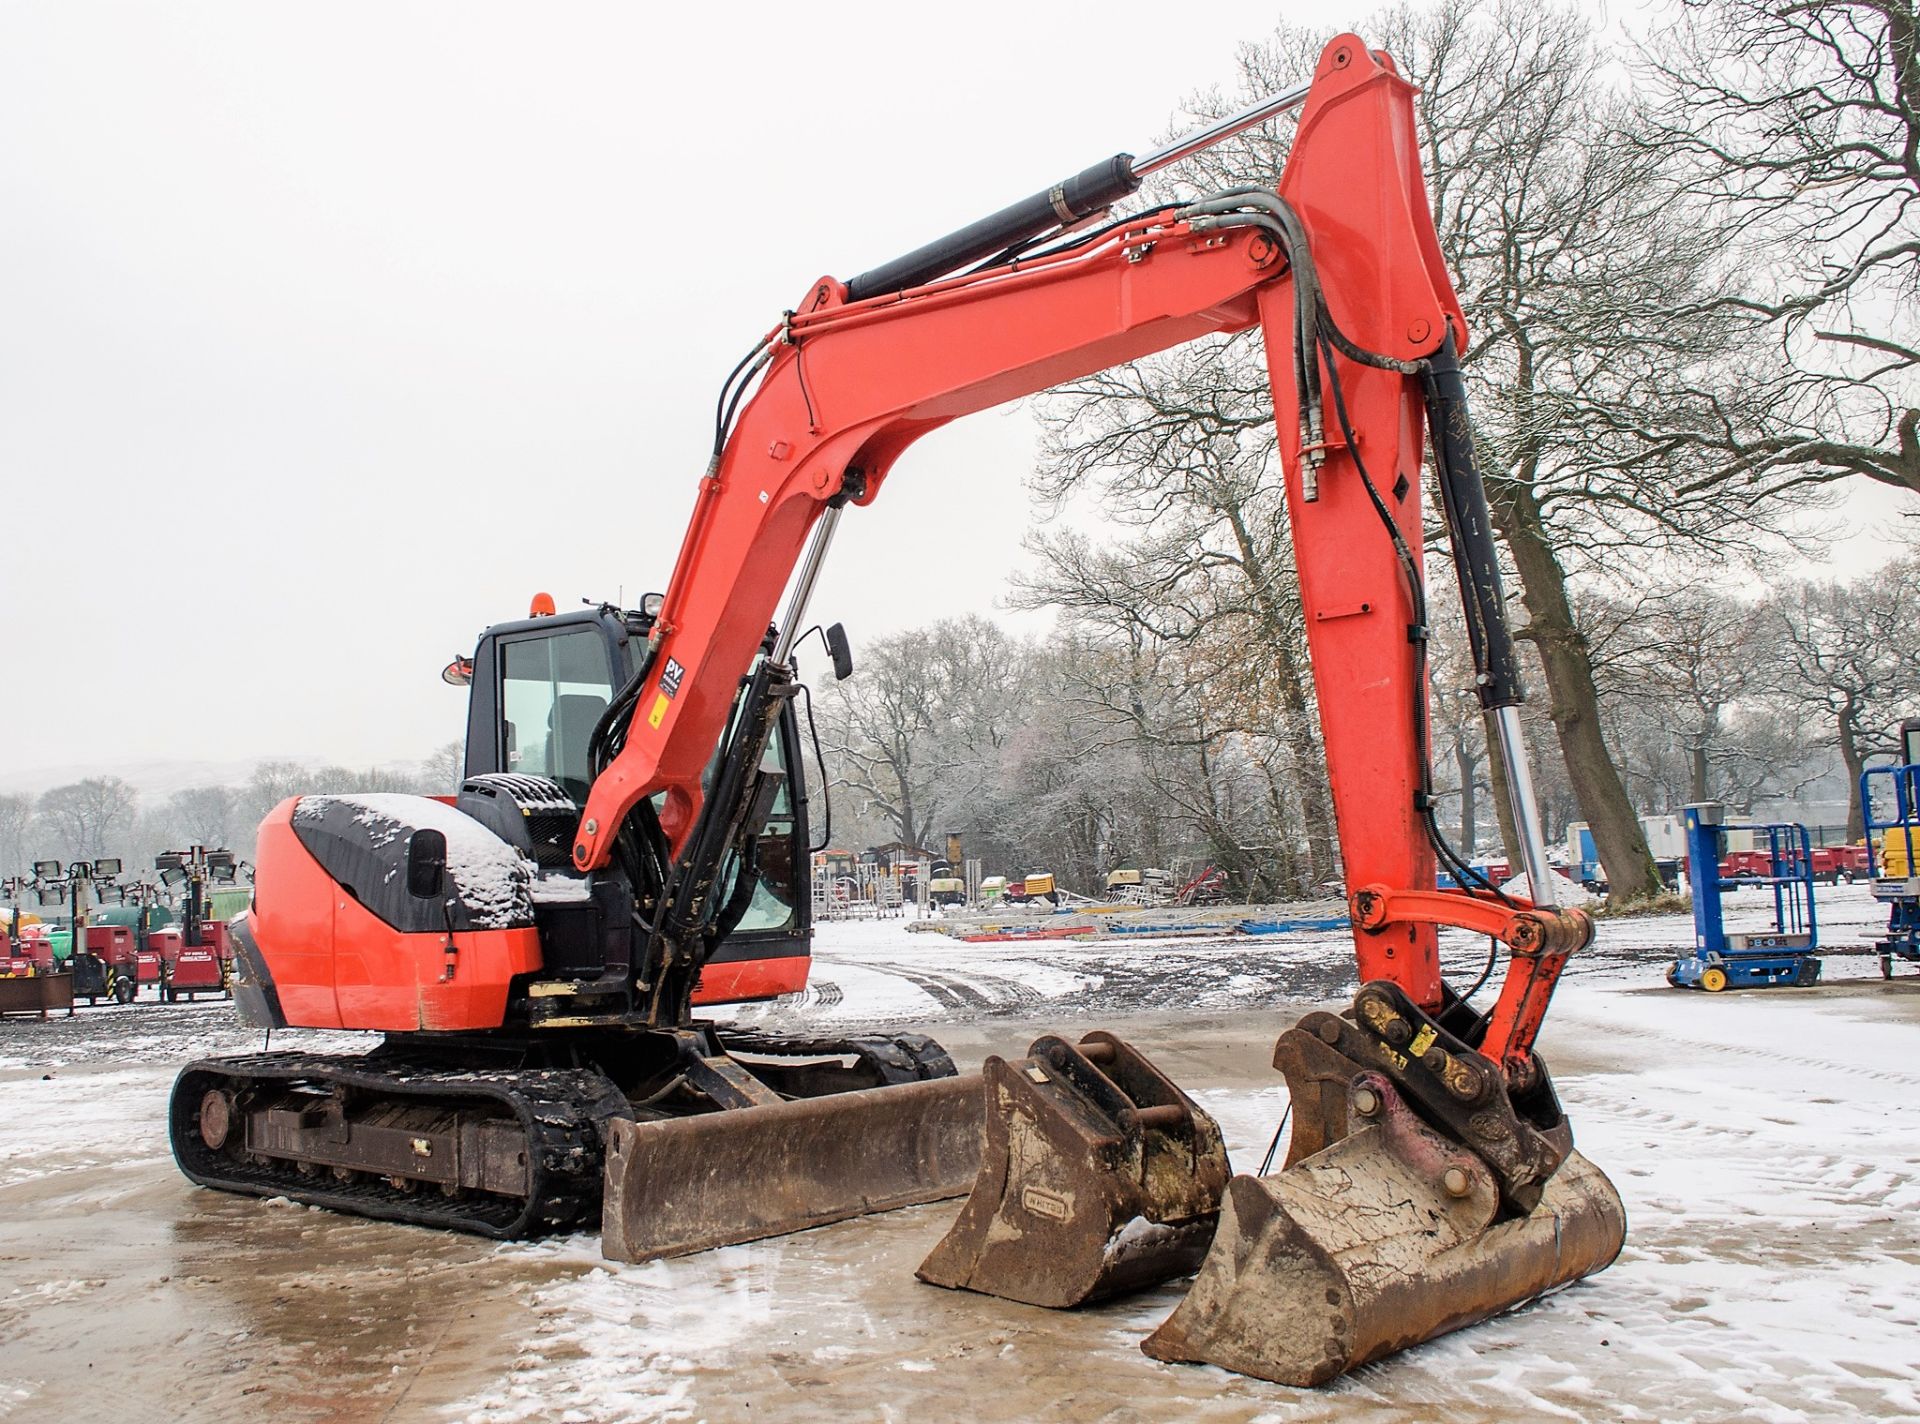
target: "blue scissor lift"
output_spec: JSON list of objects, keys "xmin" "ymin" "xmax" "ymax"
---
[
  {"xmin": 1668, "ymin": 802, "xmax": 1821, "ymax": 991},
  {"xmin": 1862, "ymin": 752, "xmax": 1920, "ymax": 980}
]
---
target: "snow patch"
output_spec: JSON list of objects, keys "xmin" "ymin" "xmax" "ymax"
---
[
  {"xmin": 296, "ymin": 793, "xmax": 534, "ymax": 928},
  {"xmin": 529, "ymin": 874, "xmax": 595, "ymax": 905},
  {"xmin": 1501, "ymin": 867, "xmax": 1598, "ymax": 906},
  {"xmin": 447, "ymin": 1242, "xmax": 776, "ymax": 1423}
]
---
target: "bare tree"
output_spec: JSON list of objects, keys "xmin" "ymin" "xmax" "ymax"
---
[
  {"xmin": 168, "ymin": 785, "xmax": 237, "ymax": 848},
  {"xmin": 0, "ymin": 793, "xmax": 32, "ymax": 877},
  {"xmin": 1585, "ymin": 585, "xmax": 1772, "ymax": 806},
  {"xmin": 309, "ymin": 766, "xmax": 429, "ymax": 796},
  {"xmin": 421, "ymin": 740, "xmax": 466, "ymax": 794},
  {"xmin": 818, "ymin": 618, "xmax": 1025, "ymax": 852},
  {"xmin": 35, "ymin": 777, "xmax": 138, "ymax": 861},
  {"xmin": 1063, "ymin": 0, "xmax": 1816, "ymax": 902},
  {"xmin": 1015, "ymin": 529, "xmax": 1327, "ymax": 897},
  {"xmin": 1425, "ymin": 614, "xmax": 1494, "ymax": 856},
  {"xmin": 240, "ymin": 760, "xmax": 312, "ymax": 829},
  {"xmin": 1023, "ymin": 337, "xmax": 1336, "ymax": 887},
  {"xmin": 1759, "ymin": 560, "xmax": 1920, "ymax": 834},
  {"xmin": 1642, "ymin": 0, "xmax": 1920, "ymax": 494}
]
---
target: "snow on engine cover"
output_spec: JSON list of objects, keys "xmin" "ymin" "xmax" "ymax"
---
[{"xmin": 242, "ymin": 794, "xmax": 543, "ymax": 1033}]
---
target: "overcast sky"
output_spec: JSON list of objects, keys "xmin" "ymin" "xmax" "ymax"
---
[{"xmin": 1, "ymin": 2, "xmax": 1905, "ymax": 788}]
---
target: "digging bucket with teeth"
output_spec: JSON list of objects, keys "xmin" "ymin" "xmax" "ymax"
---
[
  {"xmin": 916, "ymin": 1031, "xmax": 1231, "ymax": 1307},
  {"xmin": 1141, "ymin": 985, "xmax": 1628, "ymax": 1385}
]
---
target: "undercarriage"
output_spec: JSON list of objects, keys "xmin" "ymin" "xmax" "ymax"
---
[{"xmin": 170, "ymin": 1026, "xmax": 971, "ymax": 1239}]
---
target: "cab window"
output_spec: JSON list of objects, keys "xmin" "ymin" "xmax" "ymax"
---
[
  {"xmin": 500, "ymin": 629, "xmax": 613, "ymax": 805},
  {"xmin": 727, "ymin": 732, "xmax": 799, "ymax": 934}
]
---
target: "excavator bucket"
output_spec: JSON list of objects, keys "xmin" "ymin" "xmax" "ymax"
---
[
  {"xmin": 916, "ymin": 1032, "xmax": 1230, "ymax": 1307},
  {"xmin": 602, "ymin": 1073, "xmax": 984, "ymax": 1262},
  {"xmin": 1141, "ymin": 1068, "xmax": 1627, "ymax": 1386}
]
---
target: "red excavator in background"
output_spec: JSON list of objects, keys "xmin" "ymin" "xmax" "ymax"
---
[{"xmin": 171, "ymin": 34, "xmax": 1624, "ymax": 1386}]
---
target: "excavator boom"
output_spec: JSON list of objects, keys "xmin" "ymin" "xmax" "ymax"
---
[
  {"xmin": 587, "ymin": 32, "xmax": 1624, "ymax": 1383},
  {"xmin": 574, "ymin": 35, "xmax": 1581, "ymax": 1071}
]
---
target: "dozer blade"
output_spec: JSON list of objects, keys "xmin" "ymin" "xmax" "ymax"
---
[
  {"xmin": 916, "ymin": 1031, "xmax": 1230, "ymax": 1307},
  {"xmin": 602, "ymin": 1073, "xmax": 983, "ymax": 1262},
  {"xmin": 1141, "ymin": 1070, "xmax": 1626, "ymax": 1386}
]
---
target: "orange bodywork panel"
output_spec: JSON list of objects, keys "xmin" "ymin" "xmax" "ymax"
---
[
  {"xmin": 250, "ymin": 798, "xmax": 807, "ymax": 1029},
  {"xmin": 692, "ymin": 953, "xmax": 808, "ymax": 1006},
  {"xmin": 251, "ymin": 799, "xmax": 542, "ymax": 1033}
]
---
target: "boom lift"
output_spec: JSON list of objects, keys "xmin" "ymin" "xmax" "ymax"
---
[
  {"xmin": 169, "ymin": 34, "xmax": 1624, "ymax": 1384},
  {"xmin": 1864, "ymin": 719, "xmax": 1920, "ymax": 979}
]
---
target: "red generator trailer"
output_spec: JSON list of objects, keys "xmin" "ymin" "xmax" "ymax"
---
[
  {"xmin": 1, "ymin": 930, "xmax": 38, "ymax": 977},
  {"xmin": 1724, "ymin": 844, "xmax": 1867, "ymax": 886},
  {"xmin": 0, "ymin": 929, "xmax": 72, "ymax": 1019},
  {"xmin": 8, "ymin": 927, "xmax": 56, "ymax": 975},
  {"xmin": 1721, "ymin": 849, "xmax": 1782, "ymax": 882},
  {"xmin": 73, "ymin": 925, "xmax": 139, "ymax": 1004},
  {"xmin": 153, "ymin": 923, "xmax": 232, "ymax": 1001},
  {"xmin": 135, "ymin": 940, "xmax": 168, "ymax": 995},
  {"xmin": 1813, "ymin": 845, "xmax": 1871, "ymax": 883},
  {"xmin": 147, "ymin": 846, "xmax": 242, "ymax": 1002}
]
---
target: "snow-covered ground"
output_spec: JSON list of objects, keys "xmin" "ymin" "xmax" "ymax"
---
[{"xmin": 0, "ymin": 883, "xmax": 1915, "ymax": 1422}]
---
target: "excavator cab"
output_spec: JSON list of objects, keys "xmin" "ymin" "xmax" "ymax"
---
[
  {"xmin": 461, "ymin": 602, "xmax": 643, "ymax": 806},
  {"xmin": 456, "ymin": 600, "xmax": 812, "ymax": 1003}
]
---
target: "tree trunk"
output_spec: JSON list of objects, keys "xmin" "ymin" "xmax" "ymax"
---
[
  {"xmin": 1839, "ymin": 698, "xmax": 1867, "ymax": 841},
  {"xmin": 1490, "ymin": 481, "xmax": 1664, "ymax": 901},
  {"xmin": 1454, "ymin": 739, "xmax": 1479, "ymax": 856},
  {"xmin": 1482, "ymin": 711, "xmax": 1523, "ymax": 874}
]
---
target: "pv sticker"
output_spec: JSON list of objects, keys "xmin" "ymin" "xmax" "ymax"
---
[{"xmin": 659, "ymin": 657, "xmax": 686, "ymax": 699}]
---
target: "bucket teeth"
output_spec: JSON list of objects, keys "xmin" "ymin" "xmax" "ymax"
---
[
  {"xmin": 916, "ymin": 1031, "xmax": 1231, "ymax": 1308},
  {"xmin": 1141, "ymin": 1073, "xmax": 1626, "ymax": 1386}
]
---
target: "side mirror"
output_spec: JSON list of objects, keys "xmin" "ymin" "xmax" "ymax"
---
[
  {"xmin": 826, "ymin": 623, "xmax": 854, "ymax": 681},
  {"xmin": 407, "ymin": 829, "xmax": 449, "ymax": 900}
]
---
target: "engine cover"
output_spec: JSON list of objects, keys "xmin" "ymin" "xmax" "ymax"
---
[{"xmin": 246, "ymin": 795, "xmax": 543, "ymax": 1032}]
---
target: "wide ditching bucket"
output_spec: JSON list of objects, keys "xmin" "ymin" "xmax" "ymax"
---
[
  {"xmin": 1142, "ymin": 1067, "xmax": 1627, "ymax": 1386},
  {"xmin": 916, "ymin": 1031, "xmax": 1230, "ymax": 1307},
  {"xmin": 603, "ymin": 1073, "xmax": 983, "ymax": 1262}
]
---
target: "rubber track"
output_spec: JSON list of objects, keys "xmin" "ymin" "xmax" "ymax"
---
[
  {"xmin": 169, "ymin": 1051, "xmax": 618, "ymax": 1239},
  {"xmin": 170, "ymin": 1031, "xmax": 957, "ymax": 1240}
]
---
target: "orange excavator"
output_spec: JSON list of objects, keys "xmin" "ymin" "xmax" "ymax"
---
[{"xmin": 169, "ymin": 35, "xmax": 1624, "ymax": 1385}]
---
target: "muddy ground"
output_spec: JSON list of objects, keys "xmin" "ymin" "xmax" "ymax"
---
[{"xmin": 1, "ymin": 893, "xmax": 1917, "ymax": 1422}]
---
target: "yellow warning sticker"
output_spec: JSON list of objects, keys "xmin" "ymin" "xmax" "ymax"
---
[
  {"xmin": 1408, "ymin": 1024, "xmax": 1437, "ymax": 1059},
  {"xmin": 647, "ymin": 692, "xmax": 670, "ymax": 729}
]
